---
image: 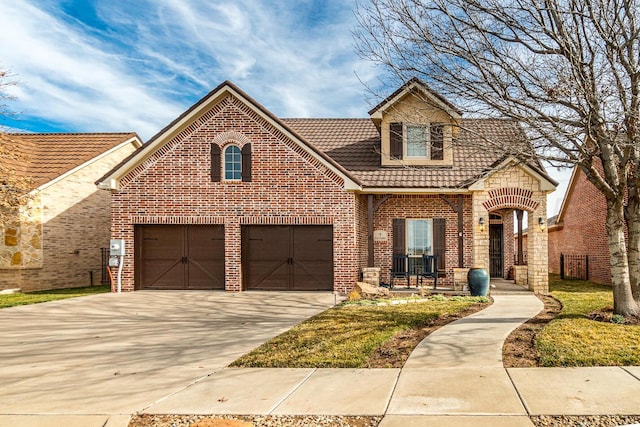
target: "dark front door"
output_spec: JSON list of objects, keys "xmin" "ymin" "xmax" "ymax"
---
[
  {"xmin": 136, "ymin": 225, "xmax": 225, "ymax": 290},
  {"xmin": 242, "ymin": 225, "xmax": 333, "ymax": 291},
  {"xmin": 489, "ymin": 224, "xmax": 504, "ymax": 277}
]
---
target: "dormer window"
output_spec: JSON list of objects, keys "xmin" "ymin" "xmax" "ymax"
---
[{"xmin": 390, "ymin": 122, "xmax": 444, "ymax": 161}]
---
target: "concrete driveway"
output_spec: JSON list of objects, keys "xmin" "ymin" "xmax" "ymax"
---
[{"xmin": 0, "ymin": 291, "xmax": 337, "ymax": 416}]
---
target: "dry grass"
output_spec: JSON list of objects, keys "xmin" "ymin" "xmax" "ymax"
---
[
  {"xmin": 0, "ymin": 285, "xmax": 110, "ymax": 309},
  {"xmin": 231, "ymin": 296, "xmax": 488, "ymax": 368},
  {"xmin": 536, "ymin": 277, "xmax": 640, "ymax": 366}
]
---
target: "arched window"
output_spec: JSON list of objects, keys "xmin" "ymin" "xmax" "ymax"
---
[
  {"xmin": 210, "ymin": 143, "xmax": 251, "ymax": 182},
  {"xmin": 224, "ymin": 145, "xmax": 242, "ymax": 180}
]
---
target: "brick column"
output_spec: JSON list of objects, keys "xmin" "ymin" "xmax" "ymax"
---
[
  {"xmin": 224, "ymin": 217, "xmax": 241, "ymax": 291},
  {"xmin": 472, "ymin": 193, "xmax": 489, "ymax": 269},
  {"xmin": 527, "ymin": 197, "xmax": 549, "ymax": 293}
]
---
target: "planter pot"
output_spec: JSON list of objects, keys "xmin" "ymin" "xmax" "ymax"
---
[{"xmin": 467, "ymin": 268, "xmax": 490, "ymax": 296}]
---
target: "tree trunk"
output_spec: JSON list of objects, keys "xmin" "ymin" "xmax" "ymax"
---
[
  {"xmin": 607, "ymin": 201, "xmax": 640, "ymax": 316},
  {"xmin": 626, "ymin": 188, "xmax": 640, "ymax": 302}
]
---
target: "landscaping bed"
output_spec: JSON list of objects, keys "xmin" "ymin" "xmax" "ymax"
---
[
  {"xmin": 503, "ymin": 277, "xmax": 640, "ymax": 367},
  {"xmin": 231, "ymin": 294, "xmax": 491, "ymax": 369}
]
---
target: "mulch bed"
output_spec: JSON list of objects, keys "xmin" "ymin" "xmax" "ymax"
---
[
  {"xmin": 586, "ymin": 306, "xmax": 640, "ymax": 325},
  {"xmin": 365, "ymin": 301, "xmax": 491, "ymax": 368},
  {"xmin": 502, "ymin": 294, "xmax": 562, "ymax": 368}
]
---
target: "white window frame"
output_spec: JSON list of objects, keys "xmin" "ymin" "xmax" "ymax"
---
[
  {"xmin": 223, "ymin": 144, "xmax": 242, "ymax": 181},
  {"xmin": 406, "ymin": 218, "xmax": 433, "ymax": 271},
  {"xmin": 405, "ymin": 124, "xmax": 429, "ymax": 159}
]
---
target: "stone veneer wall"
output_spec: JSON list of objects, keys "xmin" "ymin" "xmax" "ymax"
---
[
  {"xmin": 0, "ymin": 142, "xmax": 138, "ymax": 291},
  {"xmin": 472, "ymin": 165, "xmax": 550, "ymax": 293}
]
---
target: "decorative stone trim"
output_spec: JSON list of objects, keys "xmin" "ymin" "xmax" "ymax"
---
[
  {"xmin": 513, "ymin": 265, "xmax": 528, "ymax": 286},
  {"xmin": 482, "ymin": 188, "xmax": 539, "ymax": 212}
]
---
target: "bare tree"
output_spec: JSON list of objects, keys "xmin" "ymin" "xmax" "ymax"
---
[
  {"xmin": 0, "ymin": 69, "xmax": 32, "ymax": 226},
  {"xmin": 354, "ymin": 0, "xmax": 640, "ymax": 315}
]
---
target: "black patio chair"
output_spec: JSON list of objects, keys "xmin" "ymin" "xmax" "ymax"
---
[
  {"xmin": 418, "ymin": 254, "xmax": 438, "ymax": 289},
  {"xmin": 390, "ymin": 254, "xmax": 411, "ymax": 289}
]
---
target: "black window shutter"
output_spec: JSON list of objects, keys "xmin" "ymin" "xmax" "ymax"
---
[
  {"xmin": 390, "ymin": 122, "xmax": 403, "ymax": 159},
  {"xmin": 430, "ymin": 124, "xmax": 444, "ymax": 160},
  {"xmin": 241, "ymin": 143, "xmax": 252, "ymax": 182},
  {"xmin": 433, "ymin": 218, "xmax": 446, "ymax": 272},
  {"xmin": 210, "ymin": 144, "xmax": 221, "ymax": 182},
  {"xmin": 392, "ymin": 218, "xmax": 406, "ymax": 255}
]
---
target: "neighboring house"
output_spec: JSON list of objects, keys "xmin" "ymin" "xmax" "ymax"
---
[
  {"xmin": 547, "ymin": 167, "xmax": 612, "ymax": 284},
  {"xmin": 98, "ymin": 79, "xmax": 556, "ymax": 294},
  {"xmin": 0, "ymin": 133, "xmax": 142, "ymax": 291}
]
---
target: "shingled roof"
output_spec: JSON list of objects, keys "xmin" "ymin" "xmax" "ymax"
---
[
  {"xmin": 282, "ymin": 118, "xmax": 548, "ymax": 189},
  {"xmin": 1, "ymin": 132, "xmax": 140, "ymax": 190}
]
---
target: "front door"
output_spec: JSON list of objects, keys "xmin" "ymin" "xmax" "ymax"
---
[{"xmin": 489, "ymin": 224, "xmax": 504, "ymax": 277}]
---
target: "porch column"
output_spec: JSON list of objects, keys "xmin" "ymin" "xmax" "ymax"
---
[
  {"xmin": 367, "ymin": 194, "xmax": 374, "ymax": 267},
  {"xmin": 516, "ymin": 209, "xmax": 524, "ymax": 265},
  {"xmin": 472, "ymin": 193, "xmax": 490, "ymax": 270},
  {"xmin": 527, "ymin": 198, "xmax": 549, "ymax": 293}
]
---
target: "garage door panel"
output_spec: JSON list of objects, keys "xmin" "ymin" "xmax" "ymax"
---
[
  {"xmin": 293, "ymin": 260, "xmax": 333, "ymax": 291},
  {"xmin": 244, "ymin": 260, "xmax": 289, "ymax": 290},
  {"xmin": 137, "ymin": 225, "xmax": 224, "ymax": 290},
  {"xmin": 242, "ymin": 225, "xmax": 333, "ymax": 291},
  {"xmin": 141, "ymin": 259, "xmax": 184, "ymax": 289},
  {"xmin": 186, "ymin": 226, "xmax": 225, "ymax": 290}
]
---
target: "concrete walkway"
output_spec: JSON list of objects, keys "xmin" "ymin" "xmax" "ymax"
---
[{"xmin": 3, "ymin": 288, "xmax": 640, "ymax": 427}]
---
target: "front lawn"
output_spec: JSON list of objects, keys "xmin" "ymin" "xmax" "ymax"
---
[
  {"xmin": 536, "ymin": 277, "xmax": 640, "ymax": 366},
  {"xmin": 231, "ymin": 295, "xmax": 490, "ymax": 368},
  {"xmin": 0, "ymin": 285, "xmax": 110, "ymax": 309}
]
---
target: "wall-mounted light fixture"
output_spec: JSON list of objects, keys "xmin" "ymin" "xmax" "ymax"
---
[
  {"xmin": 538, "ymin": 217, "xmax": 545, "ymax": 231},
  {"xmin": 479, "ymin": 217, "xmax": 485, "ymax": 232}
]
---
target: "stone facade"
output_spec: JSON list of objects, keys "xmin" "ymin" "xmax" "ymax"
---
[
  {"xmin": 471, "ymin": 162, "xmax": 552, "ymax": 293},
  {"xmin": 0, "ymin": 142, "xmax": 139, "ymax": 291}
]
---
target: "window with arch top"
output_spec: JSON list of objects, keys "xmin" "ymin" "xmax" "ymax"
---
[
  {"xmin": 224, "ymin": 145, "xmax": 242, "ymax": 180},
  {"xmin": 210, "ymin": 143, "xmax": 252, "ymax": 182}
]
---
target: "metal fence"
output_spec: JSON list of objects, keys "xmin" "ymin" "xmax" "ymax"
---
[
  {"xmin": 100, "ymin": 248, "xmax": 110, "ymax": 285},
  {"xmin": 560, "ymin": 253, "xmax": 589, "ymax": 280}
]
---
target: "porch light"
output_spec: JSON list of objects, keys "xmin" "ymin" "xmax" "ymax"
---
[
  {"xmin": 479, "ymin": 217, "xmax": 485, "ymax": 232},
  {"xmin": 539, "ymin": 217, "xmax": 545, "ymax": 231}
]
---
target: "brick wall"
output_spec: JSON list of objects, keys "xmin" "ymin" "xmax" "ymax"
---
[
  {"xmin": 111, "ymin": 94, "xmax": 359, "ymax": 292},
  {"xmin": 372, "ymin": 194, "xmax": 473, "ymax": 286},
  {"xmin": 548, "ymin": 168, "xmax": 612, "ymax": 285},
  {"xmin": 0, "ymin": 142, "xmax": 138, "ymax": 291}
]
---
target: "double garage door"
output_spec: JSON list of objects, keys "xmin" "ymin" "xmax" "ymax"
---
[{"xmin": 136, "ymin": 225, "xmax": 333, "ymax": 291}]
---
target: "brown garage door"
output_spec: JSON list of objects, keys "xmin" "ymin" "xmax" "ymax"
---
[
  {"xmin": 136, "ymin": 225, "xmax": 224, "ymax": 290},
  {"xmin": 242, "ymin": 225, "xmax": 333, "ymax": 291}
]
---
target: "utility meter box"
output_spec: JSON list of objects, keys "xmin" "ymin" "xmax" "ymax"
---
[{"xmin": 109, "ymin": 239, "xmax": 125, "ymax": 256}]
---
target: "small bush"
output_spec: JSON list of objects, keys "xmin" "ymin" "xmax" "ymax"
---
[
  {"xmin": 611, "ymin": 314, "xmax": 626, "ymax": 324},
  {"xmin": 348, "ymin": 290, "xmax": 362, "ymax": 301}
]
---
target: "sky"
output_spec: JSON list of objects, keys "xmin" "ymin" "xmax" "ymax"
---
[{"xmin": 0, "ymin": 0, "xmax": 571, "ymax": 214}]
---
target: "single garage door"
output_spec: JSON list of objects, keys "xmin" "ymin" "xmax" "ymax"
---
[
  {"xmin": 136, "ymin": 225, "xmax": 224, "ymax": 290},
  {"xmin": 242, "ymin": 225, "xmax": 333, "ymax": 291}
]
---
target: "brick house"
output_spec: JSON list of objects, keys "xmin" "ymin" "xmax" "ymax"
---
[
  {"xmin": 0, "ymin": 133, "xmax": 142, "ymax": 291},
  {"xmin": 547, "ymin": 166, "xmax": 612, "ymax": 284},
  {"xmin": 98, "ymin": 80, "xmax": 556, "ymax": 294}
]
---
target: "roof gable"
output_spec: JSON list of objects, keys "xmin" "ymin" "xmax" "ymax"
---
[
  {"xmin": 368, "ymin": 78, "xmax": 463, "ymax": 121},
  {"xmin": 468, "ymin": 156, "xmax": 558, "ymax": 192},
  {"xmin": 0, "ymin": 133, "xmax": 141, "ymax": 190},
  {"xmin": 98, "ymin": 81, "xmax": 360, "ymax": 190}
]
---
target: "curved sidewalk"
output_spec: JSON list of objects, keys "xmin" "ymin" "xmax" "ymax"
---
[{"xmin": 381, "ymin": 293, "xmax": 640, "ymax": 427}]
